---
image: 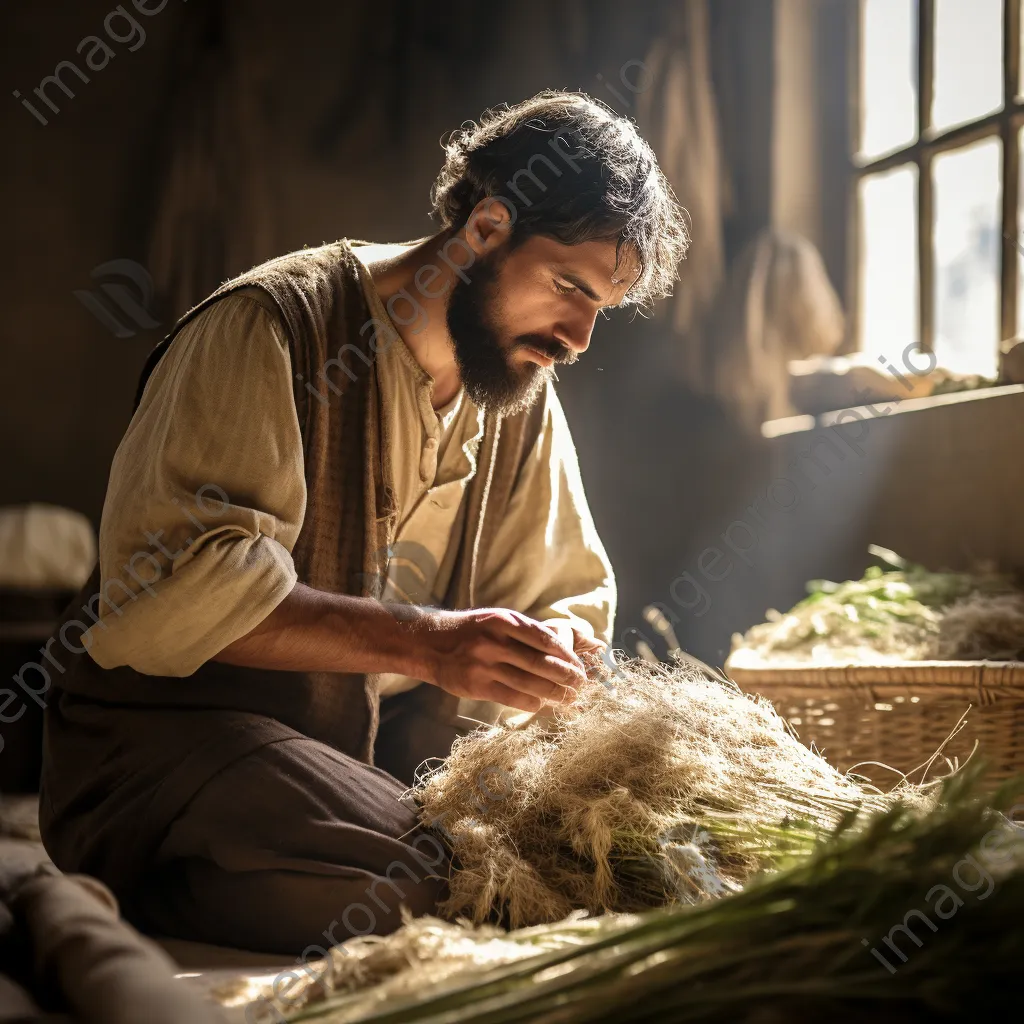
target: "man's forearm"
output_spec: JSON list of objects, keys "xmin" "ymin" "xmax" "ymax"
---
[
  {"xmin": 214, "ymin": 581, "xmax": 431, "ymax": 677},
  {"xmin": 215, "ymin": 582, "xmax": 590, "ymax": 713}
]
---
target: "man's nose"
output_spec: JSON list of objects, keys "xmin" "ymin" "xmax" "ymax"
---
[{"xmin": 553, "ymin": 311, "xmax": 597, "ymax": 356}]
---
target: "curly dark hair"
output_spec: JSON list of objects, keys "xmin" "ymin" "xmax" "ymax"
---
[{"xmin": 430, "ymin": 90, "xmax": 689, "ymax": 308}]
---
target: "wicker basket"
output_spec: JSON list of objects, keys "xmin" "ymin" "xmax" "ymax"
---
[{"xmin": 725, "ymin": 659, "xmax": 1024, "ymax": 785}]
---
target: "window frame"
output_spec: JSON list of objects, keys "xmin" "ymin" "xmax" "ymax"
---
[{"xmin": 849, "ymin": 0, "xmax": 1024, "ymax": 370}]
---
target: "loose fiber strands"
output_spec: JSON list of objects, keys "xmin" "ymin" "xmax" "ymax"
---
[
  {"xmin": 228, "ymin": 771, "xmax": 1024, "ymax": 1024},
  {"xmin": 414, "ymin": 657, "xmax": 917, "ymax": 928}
]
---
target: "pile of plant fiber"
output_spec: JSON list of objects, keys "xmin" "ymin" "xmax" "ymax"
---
[
  {"xmin": 410, "ymin": 655, "xmax": 917, "ymax": 929},
  {"xmin": 934, "ymin": 592, "xmax": 1024, "ymax": 661},
  {"xmin": 227, "ymin": 770, "xmax": 1024, "ymax": 1024},
  {"xmin": 728, "ymin": 545, "xmax": 1022, "ymax": 666}
]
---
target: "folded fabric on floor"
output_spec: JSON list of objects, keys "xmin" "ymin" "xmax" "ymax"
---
[{"xmin": 0, "ymin": 856, "xmax": 226, "ymax": 1024}]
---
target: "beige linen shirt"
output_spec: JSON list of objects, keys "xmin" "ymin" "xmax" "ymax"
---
[{"xmin": 84, "ymin": 253, "xmax": 616, "ymax": 691}]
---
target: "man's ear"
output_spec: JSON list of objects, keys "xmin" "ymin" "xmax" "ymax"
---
[{"xmin": 465, "ymin": 197, "xmax": 514, "ymax": 255}]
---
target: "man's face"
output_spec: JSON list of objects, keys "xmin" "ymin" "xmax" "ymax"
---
[{"xmin": 445, "ymin": 234, "xmax": 638, "ymax": 415}]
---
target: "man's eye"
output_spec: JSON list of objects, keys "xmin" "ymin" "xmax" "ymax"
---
[{"xmin": 554, "ymin": 281, "xmax": 577, "ymax": 295}]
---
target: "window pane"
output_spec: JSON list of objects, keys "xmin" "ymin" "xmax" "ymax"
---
[
  {"xmin": 859, "ymin": 166, "xmax": 918, "ymax": 362},
  {"xmin": 1020, "ymin": 6, "xmax": 1024, "ymax": 99},
  {"xmin": 933, "ymin": 138, "xmax": 1001, "ymax": 376},
  {"xmin": 1016, "ymin": 127, "xmax": 1024, "ymax": 334},
  {"xmin": 860, "ymin": 0, "xmax": 917, "ymax": 158},
  {"xmin": 933, "ymin": 0, "xmax": 1003, "ymax": 132}
]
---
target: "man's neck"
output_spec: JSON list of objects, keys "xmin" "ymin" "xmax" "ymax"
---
[{"xmin": 357, "ymin": 231, "xmax": 466, "ymax": 409}]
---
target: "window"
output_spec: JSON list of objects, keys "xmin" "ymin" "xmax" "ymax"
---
[{"xmin": 853, "ymin": 0, "xmax": 1023, "ymax": 378}]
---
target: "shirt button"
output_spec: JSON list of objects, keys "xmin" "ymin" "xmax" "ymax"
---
[{"xmin": 425, "ymin": 437, "xmax": 438, "ymax": 450}]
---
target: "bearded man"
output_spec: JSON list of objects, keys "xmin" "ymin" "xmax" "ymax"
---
[{"xmin": 39, "ymin": 90, "xmax": 688, "ymax": 954}]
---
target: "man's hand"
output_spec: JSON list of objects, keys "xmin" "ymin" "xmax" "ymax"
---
[
  {"xmin": 410, "ymin": 608, "xmax": 588, "ymax": 713},
  {"xmin": 543, "ymin": 619, "xmax": 605, "ymax": 659}
]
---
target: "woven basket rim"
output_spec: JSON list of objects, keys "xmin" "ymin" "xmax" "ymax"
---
[{"xmin": 726, "ymin": 658, "xmax": 1024, "ymax": 693}]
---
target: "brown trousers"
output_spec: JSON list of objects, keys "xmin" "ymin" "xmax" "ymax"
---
[{"xmin": 130, "ymin": 688, "xmax": 461, "ymax": 956}]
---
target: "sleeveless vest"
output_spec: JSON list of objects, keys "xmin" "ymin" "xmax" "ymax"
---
[{"xmin": 39, "ymin": 239, "xmax": 545, "ymax": 890}]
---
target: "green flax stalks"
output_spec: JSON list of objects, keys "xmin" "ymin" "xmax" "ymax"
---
[{"xmin": 281, "ymin": 769, "xmax": 1023, "ymax": 1024}]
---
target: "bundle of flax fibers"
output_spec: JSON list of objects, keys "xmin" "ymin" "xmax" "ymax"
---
[{"xmin": 411, "ymin": 654, "xmax": 910, "ymax": 928}]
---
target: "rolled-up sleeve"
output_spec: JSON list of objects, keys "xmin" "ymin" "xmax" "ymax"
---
[
  {"xmin": 84, "ymin": 291, "xmax": 307, "ymax": 676},
  {"xmin": 476, "ymin": 381, "xmax": 616, "ymax": 643}
]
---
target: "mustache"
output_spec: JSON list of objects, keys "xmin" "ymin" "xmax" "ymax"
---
[{"xmin": 513, "ymin": 335, "xmax": 578, "ymax": 365}]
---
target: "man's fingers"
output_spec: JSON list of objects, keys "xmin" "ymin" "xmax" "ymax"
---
[
  {"xmin": 537, "ymin": 619, "xmax": 605, "ymax": 659},
  {"xmin": 535, "ymin": 619, "xmax": 578, "ymax": 657},
  {"xmin": 491, "ymin": 662, "xmax": 577, "ymax": 706},
  {"xmin": 497, "ymin": 616, "xmax": 585, "ymax": 670},
  {"xmin": 572, "ymin": 631, "xmax": 605, "ymax": 654},
  {"xmin": 479, "ymin": 637, "xmax": 585, "ymax": 691},
  {"xmin": 476, "ymin": 680, "xmax": 543, "ymax": 713}
]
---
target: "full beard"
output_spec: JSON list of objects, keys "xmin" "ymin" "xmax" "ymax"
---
[{"xmin": 445, "ymin": 252, "xmax": 567, "ymax": 416}]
